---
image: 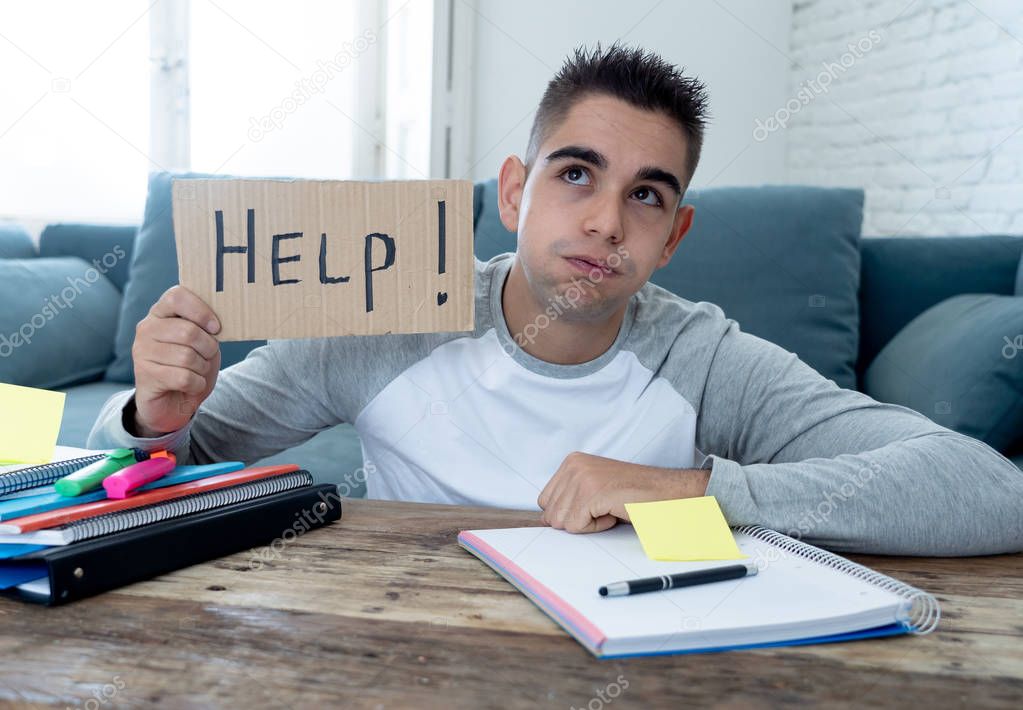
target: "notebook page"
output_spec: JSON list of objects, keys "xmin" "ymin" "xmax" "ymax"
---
[{"xmin": 466, "ymin": 525, "xmax": 907, "ymax": 652}]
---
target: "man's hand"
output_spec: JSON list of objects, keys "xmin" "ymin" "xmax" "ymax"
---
[
  {"xmin": 537, "ymin": 452, "xmax": 711, "ymax": 533},
  {"xmin": 131, "ymin": 285, "xmax": 222, "ymax": 437}
]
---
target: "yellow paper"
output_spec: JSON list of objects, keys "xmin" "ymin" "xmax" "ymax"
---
[
  {"xmin": 625, "ymin": 496, "xmax": 746, "ymax": 562},
  {"xmin": 0, "ymin": 383, "xmax": 66, "ymax": 464}
]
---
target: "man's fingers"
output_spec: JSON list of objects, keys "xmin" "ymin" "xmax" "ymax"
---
[
  {"xmin": 537, "ymin": 466, "xmax": 564, "ymax": 510},
  {"xmin": 540, "ymin": 480, "xmax": 573, "ymax": 528},
  {"xmin": 587, "ymin": 514, "xmax": 618, "ymax": 533},
  {"xmin": 147, "ymin": 317, "xmax": 220, "ymax": 361},
  {"xmin": 149, "ymin": 285, "xmax": 221, "ymax": 335},
  {"xmin": 561, "ymin": 494, "xmax": 599, "ymax": 533},
  {"xmin": 135, "ymin": 342, "xmax": 214, "ymax": 379},
  {"xmin": 137, "ymin": 361, "xmax": 208, "ymax": 396}
]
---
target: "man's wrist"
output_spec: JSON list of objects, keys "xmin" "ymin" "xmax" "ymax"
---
[
  {"xmin": 678, "ymin": 467, "xmax": 711, "ymax": 497},
  {"xmin": 632, "ymin": 463, "xmax": 710, "ymax": 499},
  {"xmin": 123, "ymin": 395, "xmax": 167, "ymax": 439}
]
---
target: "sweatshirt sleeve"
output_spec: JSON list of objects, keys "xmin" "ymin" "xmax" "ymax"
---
[
  {"xmin": 697, "ymin": 320, "xmax": 1023, "ymax": 556},
  {"xmin": 86, "ymin": 339, "xmax": 345, "ymax": 467}
]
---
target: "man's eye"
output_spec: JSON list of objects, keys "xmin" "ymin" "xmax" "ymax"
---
[
  {"xmin": 634, "ymin": 187, "xmax": 663, "ymax": 208},
  {"xmin": 560, "ymin": 166, "xmax": 590, "ymax": 185}
]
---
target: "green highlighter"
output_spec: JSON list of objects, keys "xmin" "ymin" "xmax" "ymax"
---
[{"xmin": 54, "ymin": 447, "xmax": 148, "ymax": 497}]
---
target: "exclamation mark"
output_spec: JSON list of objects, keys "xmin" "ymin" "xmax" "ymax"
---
[{"xmin": 436, "ymin": 199, "xmax": 448, "ymax": 306}]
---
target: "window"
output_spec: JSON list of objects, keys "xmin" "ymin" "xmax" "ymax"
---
[
  {"xmin": 0, "ymin": 0, "xmax": 436, "ymax": 227},
  {"xmin": 0, "ymin": 1, "xmax": 150, "ymax": 224}
]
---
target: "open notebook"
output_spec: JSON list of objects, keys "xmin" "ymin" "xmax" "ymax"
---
[{"xmin": 459, "ymin": 525, "xmax": 940, "ymax": 658}]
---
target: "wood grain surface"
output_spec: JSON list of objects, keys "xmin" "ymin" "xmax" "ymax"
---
[{"xmin": 0, "ymin": 498, "xmax": 1020, "ymax": 709}]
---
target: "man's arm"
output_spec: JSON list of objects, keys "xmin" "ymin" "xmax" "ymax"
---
[
  {"xmin": 697, "ymin": 322, "xmax": 1023, "ymax": 556},
  {"xmin": 87, "ymin": 339, "xmax": 344, "ymax": 466}
]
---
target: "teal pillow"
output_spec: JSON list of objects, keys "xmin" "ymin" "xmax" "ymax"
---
[
  {"xmin": 39, "ymin": 223, "xmax": 137, "ymax": 292},
  {"xmin": 1016, "ymin": 252, "xmax": 1022, "ymax": 294},
  {"xmin": 0, "ymin": 258, "xmax": 120, "ymax": 388},
  {"xmin": 0, "ymin": 223, "xmax": 35, "ymax": 259},
  {"xmin": 105, "ymin": 172, "xmax": 266, "ymax": 383},
  {"xmin": 864, "ymin": 294, "xmax": 1023, "ymax": 451}
]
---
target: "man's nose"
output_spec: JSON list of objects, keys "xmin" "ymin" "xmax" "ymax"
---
[{"xmin": 582, "ymin": 191, "xmax": 624, "ymax": 243}]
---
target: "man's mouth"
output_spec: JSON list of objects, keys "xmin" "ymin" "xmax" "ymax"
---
[{"xmin": 564, "ymin": 255, "xmax": 618, "ymax": 276}]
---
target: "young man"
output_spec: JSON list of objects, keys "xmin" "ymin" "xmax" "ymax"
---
[{"xmin": 89, "ymin": 44, "xmax": 1022, "ymax": 556}]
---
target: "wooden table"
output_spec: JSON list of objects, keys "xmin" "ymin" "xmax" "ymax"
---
[{"xmin": 0, "ymin": 499, "xmax": 1020, "ymax": 708}]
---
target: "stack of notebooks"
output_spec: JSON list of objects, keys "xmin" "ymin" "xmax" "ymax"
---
[
  {"xmin": 459, "ymin": 524, "xmax": 940, "ymax": 657},
  {"xmin": 0, "ymin": 446, "xmax": 341, "ymax": 605}
]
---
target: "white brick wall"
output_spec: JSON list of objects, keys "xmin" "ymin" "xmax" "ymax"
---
[{"xmin": 786, "ymin": 0, "xmax": 1023, "ymax": 236}]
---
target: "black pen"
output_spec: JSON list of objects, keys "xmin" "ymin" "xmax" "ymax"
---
[{"xmin": 599, "ymin": 562, "xmax": 758, "ymax": 597}]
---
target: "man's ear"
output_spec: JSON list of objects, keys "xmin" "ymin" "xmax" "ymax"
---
[
  {"xmin": 497, "ymin": 155, "xmax": 527, "ymax": 233},
  {"xmin": 656, "ymin": 204, "xmax": 695, "ymax": 269}
]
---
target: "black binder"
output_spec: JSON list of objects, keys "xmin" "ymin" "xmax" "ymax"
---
[{"xmin": 1, "ymin": 482, "xmax": 342, "ymax": 605}]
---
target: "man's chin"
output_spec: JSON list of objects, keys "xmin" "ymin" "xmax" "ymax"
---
[{"xmin": 549, "ymin": 285, "xmax": 623, "ymax": 323}]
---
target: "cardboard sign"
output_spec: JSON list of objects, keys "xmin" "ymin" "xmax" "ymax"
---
[{"xmin": 171, "ymin": 178, "xmax": 474, "ymax": 341}]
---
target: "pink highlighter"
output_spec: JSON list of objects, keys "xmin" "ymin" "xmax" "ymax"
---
[{"xmin": 102, "ymin": 451, "xmax": 177, "ymax": 499}]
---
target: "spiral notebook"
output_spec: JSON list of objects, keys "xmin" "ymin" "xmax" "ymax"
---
[
  {"xmin": 0, "ymin": 461, "xmax": 245, "ymax": 520},
  {"xmin": 459, "ymin": 525, "xmax": 940, "ymax": 658},
  {"xmin": 0, "ymin": 464, "xmax": 300, "ymax": 534},
  {"xmin": 0, "ymin": 471, "xmax": 314, "ymax": 545},
  {"xmin": 0, "ymin": 446, "xmax": 112, "ymax": 497}
]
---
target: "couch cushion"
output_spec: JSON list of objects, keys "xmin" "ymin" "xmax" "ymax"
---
[
  {"xmin": 0, "ymin": 257, "xmax": 120, "ymax": 389},
  {"xmin": 39, "ymin": 224, "xmax": 137, "ymax": 292},
  {"xmin": 0, "ymin": 222, "xmax": 35, "ymax": 259},
  {"xmin": 472, "ymin": 180, "xmax": 863, "ymax": 389},
  {"xmin": 57, "ymin": 380, "xmax": 136, "ymax": 448},
  {"xmin": 106, "ymin": 172, "xmax": 266, "ymax": 383},
  {"xmin": 859, "ymin": 235, "xmax": 1023, "ymax": 381},
  {"xmin": 863, "ymin": 294, "xmax": 1023, "ymax": 452}
]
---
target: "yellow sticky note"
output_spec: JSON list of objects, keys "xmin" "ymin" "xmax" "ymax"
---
[
  {"xmin": 625, "ymin": 496, "xmax": 746, "ymax": 562},
  {"xmin": 0, "ymin": 383, "xmax": 66, "ymax": 465}
]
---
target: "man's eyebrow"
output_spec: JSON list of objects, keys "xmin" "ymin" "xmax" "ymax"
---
[
  {"xmin": 544, "ymin": 144, "xmax": 682, "ymax": 198},
  {"xmin": 634, "ymin": 166, "xmax": 681, "ymax": 199},
  {"xmin": 544, "ymin": 145, "xmax": 607, "ymax": 169}
]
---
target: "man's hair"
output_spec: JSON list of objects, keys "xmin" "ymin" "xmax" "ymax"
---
[{"xmin": 525, "ymin": 42, "xmax": 710, "ymax": 191}]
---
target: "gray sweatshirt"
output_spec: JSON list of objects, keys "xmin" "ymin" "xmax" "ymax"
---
[{"xmin": 89, "ymin": 252, "xmax": 1023, "ymax": 556}]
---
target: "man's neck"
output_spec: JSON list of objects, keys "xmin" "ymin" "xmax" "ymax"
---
[{"xmin": 501, "ymin": 259, "xmax": 628, "ymax": 365}]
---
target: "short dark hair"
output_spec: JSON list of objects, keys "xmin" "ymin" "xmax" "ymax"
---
[{"xmin": 525, "ymin": 42, "xmax": 710, "ymax": 191}]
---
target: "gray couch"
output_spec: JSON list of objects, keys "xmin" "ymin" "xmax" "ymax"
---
[{"xmin": 2, "ymin": 176, "xmax": 1020, "ymax": 499}]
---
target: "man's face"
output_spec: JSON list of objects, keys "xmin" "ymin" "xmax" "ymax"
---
[{"xmin": 498, "ymin": 93, "xmax": 695, "ymax": 323}]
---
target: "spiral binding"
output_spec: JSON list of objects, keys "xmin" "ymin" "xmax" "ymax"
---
[
  {"xmin": 60, "ymin": 471, "xmax": 314, "ymax": 542},
  {"xmin": 0, "ymin": 454, "xmax": 107, "ymax": 496},
  {"xmin": 734, "ymin": 525, "xmax": 941, "ymax": 635}
]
